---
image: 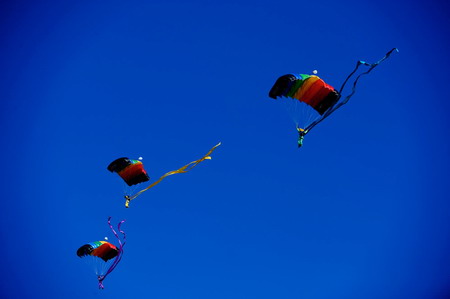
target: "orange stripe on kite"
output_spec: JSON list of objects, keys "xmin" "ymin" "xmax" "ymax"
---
[
  {"xmin": 91, "ymin": 243, "xmax": 117, "ymax": 258},
  {"xmin": 301, "ymin": 78, "xmax": 326, "ymax": 105},
  {"xmin": 293, "ymin": 76, "xmax": 320, "ymax": 102}
]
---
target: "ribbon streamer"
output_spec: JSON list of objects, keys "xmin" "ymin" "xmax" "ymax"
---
[{"xmin": 125, "ymin": 142, "xmax": 221, "ymax": 208}]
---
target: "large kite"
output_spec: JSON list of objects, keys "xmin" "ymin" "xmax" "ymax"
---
[{"xmin": 269, "ymin": 48, "xmax": 398, "ymax": 147}]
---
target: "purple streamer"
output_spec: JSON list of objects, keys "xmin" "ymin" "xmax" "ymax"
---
[{"xmin": 97, "ymin": 217, "xmax": 126, "ymax": 289}]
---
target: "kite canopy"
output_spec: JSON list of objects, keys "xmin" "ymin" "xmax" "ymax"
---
[
  {"xmin": 77, "ymin": 241, "xmax": 119, "ymax": 262},
  {"xmin": 107, "ymin": 157, "xmax": 150, "ymax": 186},
  {"xmin": 269, "ymin": 74, "xmax": 340, "ymax": 115}
]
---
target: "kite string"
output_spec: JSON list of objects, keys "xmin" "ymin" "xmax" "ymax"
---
[
  {"xmin": 98, "ymin": 217, "xmax": 126, "ymax": 289},
  {"xmin": 304, "ymin": 48, "xmax": 398, "ymax": 134},
  {"xmin": 125, "ymin": 142, "xmax": 221, "ymax": 207}
]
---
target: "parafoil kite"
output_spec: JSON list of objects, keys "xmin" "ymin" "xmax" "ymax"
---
[
  {"xmin": 108, "ymin": 142, "xmax": 221, "ymax": 208},
  {"xmin": 77, "ymin": 217, "xmax": 126, "ymax": 289},
  {"xmin": 107, "ymin": 158, "xmax": 150, "ymax": 186},
  {"xmin": 269, "ymin": 48, "xmax": 398, "ymax": 147}
]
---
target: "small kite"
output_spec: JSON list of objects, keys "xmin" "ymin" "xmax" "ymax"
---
[
  {"xmin": 77, "ymin": 217, "xmax": 126, "ymax": 289},
  {"xmin": 108, "ymin": 142, "xmax": 221, "ymax": 208},
  {"xmin": 107, "ymin": 157, "xmax": 150, "ymax": 187},
  {"xmin": 269, "ymin": 48, "xmax": 398, "ymax": 147}
]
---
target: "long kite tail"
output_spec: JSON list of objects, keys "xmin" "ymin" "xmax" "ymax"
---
[
  {"xmin": 98, "ymin": 217, "xmax": 126, "ymax": 289},
  {"xmin": 125, "ymin": 142, "xmax": 222, "ymax": 208},
  {"xmin": 304, "ymin": 48, "xmax": 399, "ymax": 134}
]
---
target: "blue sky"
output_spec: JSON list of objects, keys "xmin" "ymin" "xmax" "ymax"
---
[{"xmin": 1, "ymin": 0, "xmax": 450, "ymax": 298}]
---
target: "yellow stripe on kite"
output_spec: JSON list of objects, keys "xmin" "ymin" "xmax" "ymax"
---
[{"xmin": 293, "ymin": 75, "xmax": 320, "ymax": 100}]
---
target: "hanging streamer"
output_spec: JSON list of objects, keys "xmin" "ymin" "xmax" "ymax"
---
[
  {"xmin": 97, "ymin": 217, "xmax": 126, "ymax": 289},
  {"xmin": 125, "ymin": 142, "xmax": 221, "ymax": 208}
]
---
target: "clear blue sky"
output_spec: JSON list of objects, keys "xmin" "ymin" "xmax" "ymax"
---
[{"xmin": 1, "ymin": 0, "xmax": 450, "ymax": 298}]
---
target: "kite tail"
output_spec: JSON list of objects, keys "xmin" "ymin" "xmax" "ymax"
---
[
  {"xmin": 125, "ymin": 142, "xmax": 221, "ymax": 208},
  {"xmin": 98, "ymin": 217, "xmax": 126, "ymax": 289},
  {"xmin": 97, "ymin": 277, "xmax": 105, "ymax": 290},
  {"xmin": 304, "ymin": 48, "xmax": 398, "ymax": 134}
]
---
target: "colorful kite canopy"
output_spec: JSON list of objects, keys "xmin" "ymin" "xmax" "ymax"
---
[
  {"xmin": 269, "ymin": 74, "xmax": 340, "ymax": 115},
  {"xmin": 107, "ymin": 158, "xmax": 150, "ymax": 186},
  {"xmin": 77, "ymin": 241, "xmax": 119, "ymax": 262}
]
